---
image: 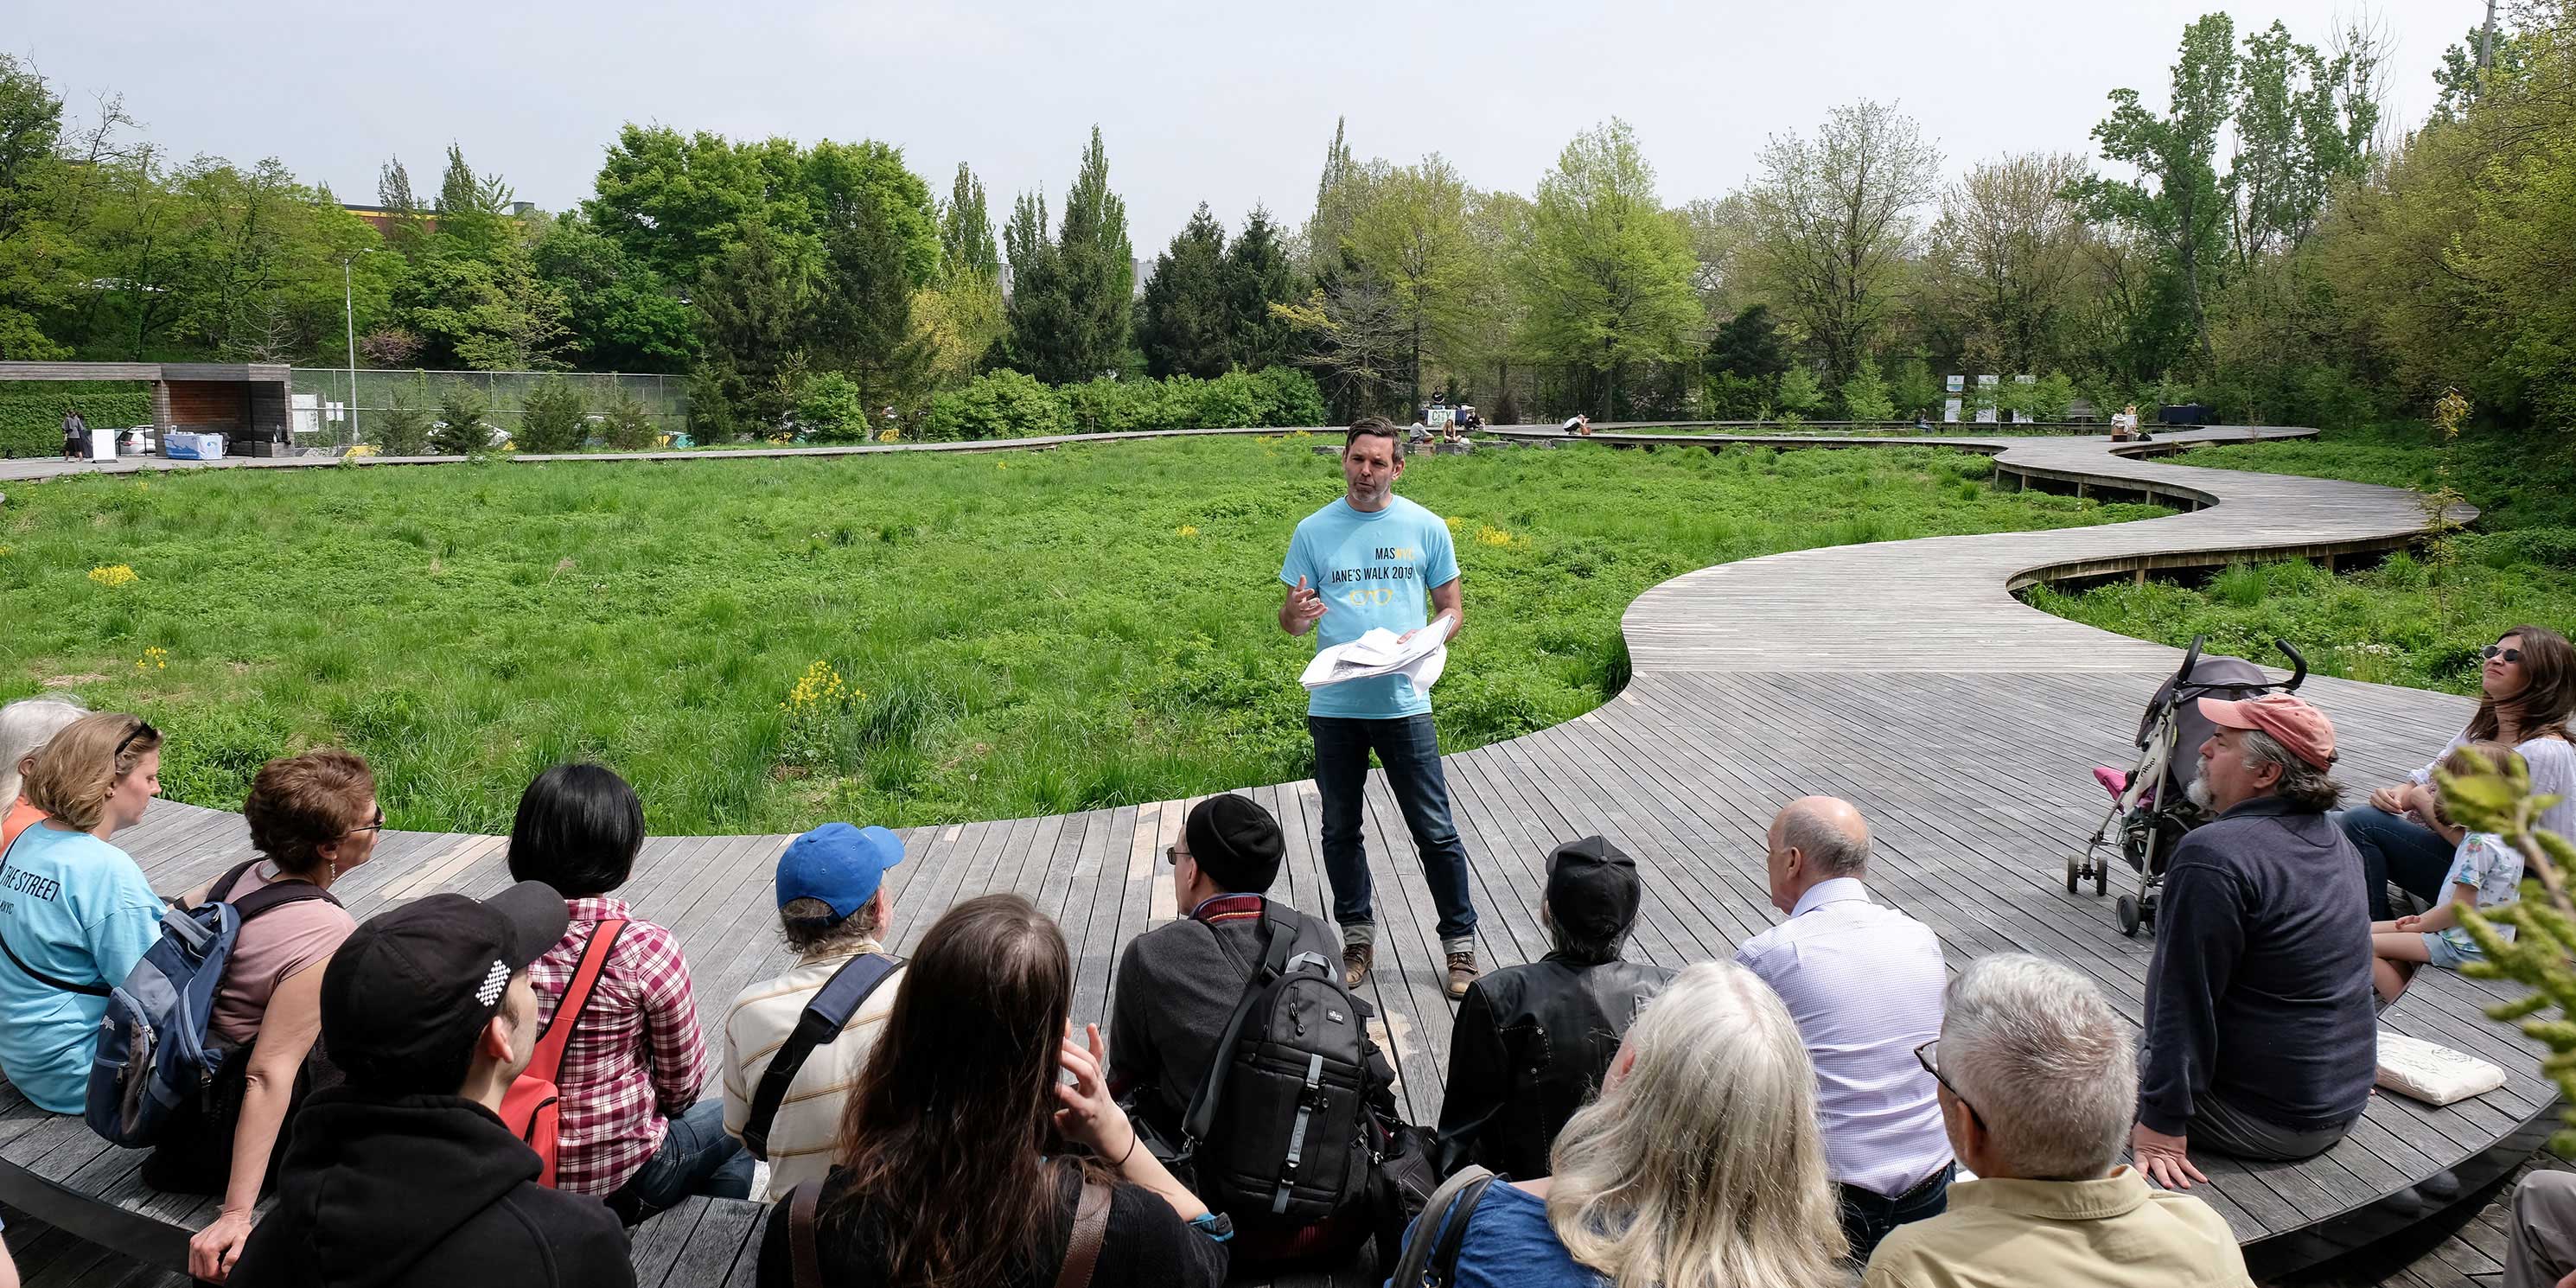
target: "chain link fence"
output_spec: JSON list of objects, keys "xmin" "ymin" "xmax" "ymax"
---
[{"xmin": 287, "ymin": 368, "xmax": 688, "ymax": 449}]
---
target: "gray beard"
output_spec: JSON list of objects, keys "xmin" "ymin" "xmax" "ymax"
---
[{"xmin": 2185, "ymin": 775, "xmax": 2214, "ymax": 813}]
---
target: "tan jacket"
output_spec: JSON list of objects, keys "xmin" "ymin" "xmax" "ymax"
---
[
  {"xmin": 1862, "ymin": 1168, "xmax": 2251, "ymax": 1288},
  {"xmin": 720, "ymin": 944, "xmax": 902, "ymax": 1202}
]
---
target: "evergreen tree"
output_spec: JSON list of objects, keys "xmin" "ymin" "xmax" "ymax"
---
[
  {"xmin": 1136, "ymin": 203, "xmax": 1232, "ymax": 379},
  {"xmin": 1002, "ymin": 189, "xmax": 1075, "ymax": 379},
  {"xmin": 375, "ymin": 156, "xmax": 426, "ymax": 258},
  {"xmin": 1840, "ymin": 356, "xmax": 1897, "ymax": 421},
  {"xmin": 1302, "ymin": 117, "xmax": 1365, "ymax": 278},
  {"xmin": 1221, "ymin": 204, "xmax": 1298, "ymax": 371},
  {"xmin": 811, "ymin": 175, "xmax": 933, "ymax": 409},
  {"xmin": 1706, "ymin": 303, "xmax": 1789, "ymax": 381},
  {"xmin": 1055, "ymin": 126, "xmax": 1134, "ymax": 379},
  {"xmin": 692, "ymin": 215, "xmax": 824, "ymax": 430},
  {"xmin": 940, "ymin": 163, "xmax": 998, "ymax": 281},
  {"xmin": 432, "ymin": 143, "xmax": 514, "ymax": 257}
]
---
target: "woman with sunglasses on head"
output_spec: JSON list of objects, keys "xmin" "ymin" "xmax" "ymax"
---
[
  {"xmin": 0, "ymin": 713, "xmax": 166, "ymax": 1116},
  {"xmin": 154, "ymin": 749, "xmax": 385, "ymax": 1285},
  {"xmin": 2340, "ymin": 626, "xmax": 2576, "ymax": 919}
]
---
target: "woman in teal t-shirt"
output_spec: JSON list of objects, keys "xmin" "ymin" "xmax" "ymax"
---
[{"xmin": 0, "ymin": 712, "xmax": 167, "ymax": 1113}]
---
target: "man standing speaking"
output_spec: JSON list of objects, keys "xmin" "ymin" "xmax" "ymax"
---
[{"xmin": 1279, "ymin": 417, "xmax": 1481, "ymax": 998}]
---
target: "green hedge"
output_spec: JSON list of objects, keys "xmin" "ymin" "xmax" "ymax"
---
[
  {"xmin": 921, "ymin": 367, "xmax": 1328, "ymax": 443},
  {"xmin": 0, "ymin": 382, "xmax": 152, "ymax": 458}
]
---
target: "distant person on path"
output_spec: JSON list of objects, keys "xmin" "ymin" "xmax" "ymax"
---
[
  {"xmin": 1735, "ymin": 796, "xmax": 1953, "ymax": 1262},
  {"xmin": 2133, "ymin": 694, "xmax": 2374, "ymax": 1188},
  {"xmin": 61, "ymin": 406, "xmax": 87, "ymax": 462},
  {"xmin": 2342, "ymin": 626, "xmax": 2576, "ymax": 919},
  {"xmin": 2109, "ymin": 405, "xmax": 2139, "ymax": 441},
  {"xmin": 1278, "ymin": 417, "xmax": 1479, "ymax": 997},
  {"xmin": 721, "ymin": 823, "xmax": 909, "ymax": 1202},
  {"xmin": 226, "ymin": 883, "xmax": 636, "ymax": 1288},
  {"xmin": 1862, "ymin": 954, "xmax": 2251, "ymax": 1288},
  {"xmin": 1560, "ymin": 413, "xmax": 1590, "ymax": 436},
  {"xmin": 1437, "ymin": 835, "xmax": 1673, "ymax": 1180},
  {"xmin": 0, "ymin": 712, "xmax": 165, "ymax": 1113},
  {"xmin": 2369, "ymin": 740, "xmax": 2524, "ymax": 1003}
]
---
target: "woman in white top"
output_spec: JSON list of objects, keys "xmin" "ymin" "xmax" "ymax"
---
[{"xmin": 2340, "ymin": 625, "xmax": 2576, "ymax": 919}]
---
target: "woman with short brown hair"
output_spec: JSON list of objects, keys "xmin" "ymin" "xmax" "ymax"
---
[
  {"xmin": 0, "ymin": 712, "xmax": 168, "ymax": 1114},
  {"xmin": 158, "ymin": 749, "xmax": 386, "ymax": 1283}
]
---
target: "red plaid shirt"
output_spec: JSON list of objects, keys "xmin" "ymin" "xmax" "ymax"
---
[{"xmin": 527, "ymin": 897, "xmax": 710, "ymax": 1195}]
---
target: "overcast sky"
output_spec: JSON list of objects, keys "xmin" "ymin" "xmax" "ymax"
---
[{"xmin": 20, "ymin": 1, "xmax": 2469, "ymax": 252}]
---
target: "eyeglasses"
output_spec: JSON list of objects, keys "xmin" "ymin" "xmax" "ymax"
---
[
  {"xmin": 2485, "ymin": 645, "xmax": 2524, "ymax": 664},
  {"xmin": 342, "ymin": 808, "xmax": 386, "ymax": 838},
  {"xmin": 1915, "ymin": 1040, "xmax": 1981, "ymax": 1125},
  {"xmin": 1163, "ymin": 845, "xmax": 1190, "ymax": 867},
  {"xmin": 113, "ymin": 719, "xmax": 159, "ymax": 762}
]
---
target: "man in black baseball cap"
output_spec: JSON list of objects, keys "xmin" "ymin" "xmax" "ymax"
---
[
  {"xmin": 1436, "ymin": 835, "xmax": 1675, "ymax": 1179},
  {"xmin": 1105, "ymin": 794, "xmax": 1398, "ymax": 1267},
  {"xmin": 228, "ymin": 883, "xmax": 634, "ymax": 1288}
]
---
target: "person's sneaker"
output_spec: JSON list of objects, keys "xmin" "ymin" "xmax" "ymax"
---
[
  {"xmin": 1446, "ymin": 951, "xmax": 1479, "ymax": 999},
  {"xmin": 1342, "ymin": 942, "xmax": 1374, "ymax": 989}
]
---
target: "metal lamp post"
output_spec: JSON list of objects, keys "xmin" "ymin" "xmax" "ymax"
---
[{"xmin": 341, "ymin": 248, "xmax": 379, "ymax": 448}]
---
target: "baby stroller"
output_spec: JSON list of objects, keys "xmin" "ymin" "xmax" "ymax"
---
[{"xmin": 2070, "ymin": 634, "xmax": 2307, "ymax": 936}]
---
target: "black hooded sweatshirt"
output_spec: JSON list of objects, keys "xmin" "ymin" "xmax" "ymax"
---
[{"xmin": 229, "ymin": 1087, "xmax": 634, "ymax": 1288}]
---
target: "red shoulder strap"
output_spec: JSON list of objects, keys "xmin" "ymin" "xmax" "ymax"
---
[{"xmin": 528, "ymin": 919, "xmax": 626, "ymax": 1084}]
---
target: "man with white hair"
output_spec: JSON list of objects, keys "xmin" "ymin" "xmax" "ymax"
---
[
  {"xmin": 2133, "ymin": 693, "xmax": 2375, "ymax": 1189},
  {"xmin": 1737, "ymin": 795, "xmax": 1953, "ymax": 1262},
  {"xmin": 0, "ymin": 695, "xmax": 89, "ymax": 847},
  {"xmin": 1864, "ymin": 953, "xmax": 2250, "ymax": 1287}
]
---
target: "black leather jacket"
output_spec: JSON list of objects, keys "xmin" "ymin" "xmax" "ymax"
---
[{"xmin": 1434, "ymin": 954, "xmax": 1674, "ymax": 1179}]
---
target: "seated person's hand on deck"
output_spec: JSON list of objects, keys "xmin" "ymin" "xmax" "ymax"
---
[{"xmin": 2131, "ymin": 1122, "xmax": 2207, "ymax": 1189}]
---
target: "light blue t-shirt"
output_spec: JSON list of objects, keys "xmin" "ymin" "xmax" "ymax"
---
[
  {"xmin": 0, "ymin": 826, "xmax": 165, "ymax": 1113},
  {"xmin": 2435, "ymin": 832, "xmax": 2523, "ymax": 954},
  {"xmin": 1281, "ymin": 495, "xmax": 1460, "ymax": 719},
  {"xmin": 1387, "ymin": 1179, "xmax": 1605, "ymax": 1288}
]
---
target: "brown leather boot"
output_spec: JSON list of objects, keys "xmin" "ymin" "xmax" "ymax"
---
[
  {"xmin": 1446, "ymin": 951, "xmax": 1479, "ymax": 999},
  {"xmin": 1342, "ymin": 942, "xmax": 1374, "ymax": 988}
]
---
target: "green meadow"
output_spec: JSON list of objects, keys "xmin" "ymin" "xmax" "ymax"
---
[{"xmin": 3, "ymin": 437, "xmax": 2163, "ymax": 834}]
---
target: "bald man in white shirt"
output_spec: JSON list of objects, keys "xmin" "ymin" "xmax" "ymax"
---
[{"xmin": 1735, "ymin": 796, "xmax": 1954, "ymax": 1264}]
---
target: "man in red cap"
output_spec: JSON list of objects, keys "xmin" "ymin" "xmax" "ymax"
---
[{"xmin": 2132, "ymin": 693, "xmax": 2375, "ymax": 1190}]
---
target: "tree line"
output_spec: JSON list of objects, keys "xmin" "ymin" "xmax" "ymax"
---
[{"xmin": 1, "ymin": 4, "xmax": 2569, "ymax": 437}]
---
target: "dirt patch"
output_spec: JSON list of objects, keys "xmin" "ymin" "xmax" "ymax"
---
[{"xmin": 43, "ymin": 673, "xmax": 108, "ymax": 688}]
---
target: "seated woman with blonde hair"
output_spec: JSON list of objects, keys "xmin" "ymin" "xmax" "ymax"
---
[{"xmin": 1394, "ymin": 959, "xmax": 1849, "ymax": 1288}]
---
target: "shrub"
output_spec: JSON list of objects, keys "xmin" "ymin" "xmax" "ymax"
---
[
  {"xmin": 1840, "ymin": 358, "xmax": 1896, "ymax": 423},
  {"xmin": 600, "ymin": 389, "xmax": 658, "ymax": 450},
  {"xmin": 0, "ymin": 382, "xmax": 152, "ymax": 458},
  {"xmin": 376, "ymin": 404, "xmax": 433, "ymax": 456},
  {"xmin": 1249, "ymin": 367, "xmax": 1328, "ymax": 426},
  {"xmin": 923, "ymin": 370, "xmax": 1070, "ymax": 442},
  {"xmin": 2027, "ymin": 372, "xmax": 2076, "ymax": 423},
  {"xmin": 514, "ymin": 377, "xmax": 591, "ymax": 454},
  {"xmin": 794, "ymin": 372, "xmax": 870, "ymax": 443},
  {"xmin": 431, "ymin": 382, "xmax": 492, "ymax": 456},
  {"xmin": 1776, "ymin": 366, "xmax": 1824, "ymax": 418}
]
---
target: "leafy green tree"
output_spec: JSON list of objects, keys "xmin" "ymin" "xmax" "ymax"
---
[
  {"xmin": 2223, "ymin": 20, "xmax": 2377, "ymax": 273},
  {"xmin": 1775, "ymin": 365, "xmax": 1824, "ymax": 418},
  {"xmin": 1891, "ymin": 357, "xmax": 1943, "ymax": 419},
  {"xmin": 1221, "ymin": 205, "xmax": 1298, "ymax": 371},
  {"xmin": 399, "ymin": 237, "xmax": 569, "ymax": 371},
  {"xmin": 1136, "ymin": 203, "xmax": 1233, "ymax": 379},
  {"xmin": 1348, "ymin": 154, "xmax": 1484, "ymax": 413},
  {"xmin": 0, "ymin": 55, "xmax": 71, "ymax": 358},
  {"xmin": 375, "ymin": 156, "xmax": 428, "ymax": 260},
  {"xmin": 1840, "ymin": 357, "xmax": 1896, "ymax": 421},
  {"xmin": 529, "ymin": 213, "xmax": 695, "ymax": 372},
  {"xmin": 432, "ymin": 143, "xmax": 518, "ymax": 258},
  {"xmin": 2072, "ymin": 16, "xmax": 2238, "ymax": 372},
  {"xmin": 431, "ymin": 380, "xmax": 490, "ymax": 455},
  {"xmin": 1522, "ymin": 119, "xmax": 1701, "ymax": 417},
  {"xmin": 514, "ymin": 376, "xmax": 590, "ymax": 452},
  {"xmin": 583, "ymin": 125, "xmax": 778, "ymax": 287},
  {"xmin": 1922, "ymin": 153, "xmax": 2088, "ymax": 374},
  {"xmin": 1744, "ymin": 100, "xmax": 1944, "ymax": 391},
  {"xmin": 794, "ymin": 371, "xmax": 868, "ymax": 442},
  {"xmin": 1275, "ymin": 265, "xmax": 1409, "ymax": 420}
]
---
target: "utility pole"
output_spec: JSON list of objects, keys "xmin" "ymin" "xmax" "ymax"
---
[{"xmin": 341, "ymin": 254, "xmax": 359, "ymax": 448}]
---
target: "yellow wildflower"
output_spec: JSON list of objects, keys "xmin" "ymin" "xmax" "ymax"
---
[
  {"xmin": 1176, "ymin": 525, "xmax": 1200, "ymax": 538},
  {"xmin": 89, "ymin": 564, "xmax": 139, "ymax": 589},
  {"xmin": 1475, "ymin": 526, "xmax": 1516, "ymax": 547},
  {"xmin": 134, "ymin": 646, "xmax": 169, "ymax": 673}
]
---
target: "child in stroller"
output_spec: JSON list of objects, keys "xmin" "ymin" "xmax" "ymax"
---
[{"xmin": 2074, "ymin": 634, "xmax": 2309, "ymax": 935}]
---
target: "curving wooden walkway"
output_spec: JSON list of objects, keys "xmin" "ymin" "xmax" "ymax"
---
[{"xmin": 0, "ymin": 426, "xmax": 2544, "ymax": 1286}]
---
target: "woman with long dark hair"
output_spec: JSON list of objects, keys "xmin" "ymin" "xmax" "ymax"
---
[
  {"xmin": 2343, "ymin": 625, "xmax": 2576, "ymax": 917},
  {"xmin": 755, "ymin": 893, "xmax": 1227, "ymax": 1288}
]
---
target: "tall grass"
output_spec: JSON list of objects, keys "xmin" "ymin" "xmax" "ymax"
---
[{"xmin": 0, "ymin": 438, "xmax": 2163, "ymax": 833}]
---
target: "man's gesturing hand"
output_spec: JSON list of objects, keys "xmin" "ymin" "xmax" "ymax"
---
[{"xmin": 1283, "ymin": 576, "xmax": 1328, "ymax": 634}]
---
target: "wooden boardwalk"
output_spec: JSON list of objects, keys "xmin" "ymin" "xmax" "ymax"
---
[{"xmin": 0, "ymin": 426, "xmax": 2547, "ymax": 1287}]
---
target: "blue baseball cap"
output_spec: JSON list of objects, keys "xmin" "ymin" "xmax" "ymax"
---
[{"xmin": 775, "ymin": 823, "xmax": 904, "ymax": 919}]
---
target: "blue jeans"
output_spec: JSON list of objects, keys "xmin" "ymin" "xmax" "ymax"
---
[
  {"xmin": 1838, "ymin": 1164, "xmax": 1953, "ymax": 1265},
  {"xmin": 1308, "ymin": 714, "xmax": 1479, "ymax": 944},
  {"xmin": 607, "ymin": 1098, "xmax": 754, "ymax": 1223},
  {"xmin": 2335, "ymin": 806, "xmax": 2456, "ymax": 920}
]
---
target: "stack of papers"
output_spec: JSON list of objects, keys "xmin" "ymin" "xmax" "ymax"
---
[{"xmin": 1301, "ymin": 615, "xmax": 1455, "ymax": 692}]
